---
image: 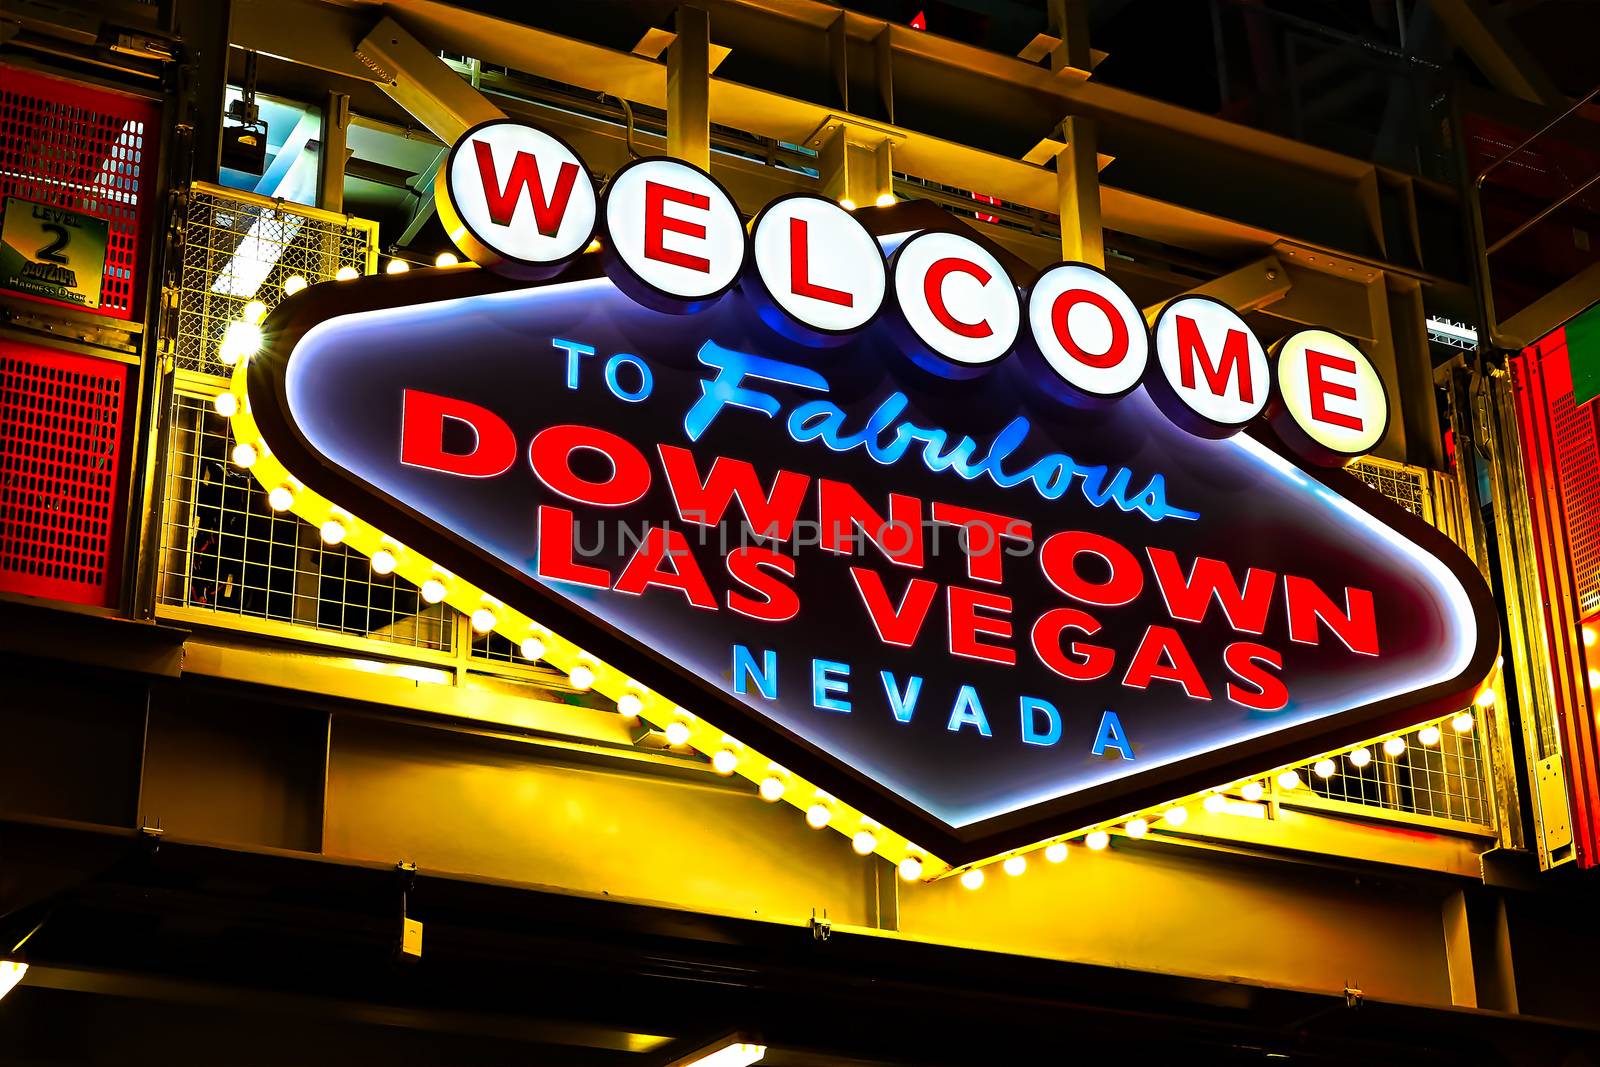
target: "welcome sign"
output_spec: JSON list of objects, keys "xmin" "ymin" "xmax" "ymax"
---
[{"xmin": 229, "ymin": 120, "xmax": 1497, "ymax": 873}]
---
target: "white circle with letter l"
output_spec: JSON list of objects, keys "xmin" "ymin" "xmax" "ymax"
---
[
  {"xmin": 1271, "ymin": 328, "xmax": 1388, "ymax": 465},
  {"xmin": 435, "ymin": 119, "xmax": 597, "ymax": 279},
  {"xmin": 1149, "ymin": 295, "xmax": 1269, "ymax": 438},
  {"xmin": 600, "ymin": 157, "xmax": 745, "ymax": 314},
  {"xmin": 890, "ymin": 230, "xmax": 1021, "ymax": 377},
  {"xmin": 748, "ymin": 193, "xmax": 886, "ymax": 344}
]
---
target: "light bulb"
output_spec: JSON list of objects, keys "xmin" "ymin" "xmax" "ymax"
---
[
  {"xmin": 759, "ymin": 776, "xmax": 785, "ymax": 802},
  {"xmin": 1203, "ymin": 793, "xmax": 1227, "ymax": 813},
  {"xmin": 282, "ymin": 274, "xmax": 308, "ymax": 295},
  {"xmin": 218, "ymin": 320, "xmax": 262, "ymax": 365},
  {"xmin": 568, "ymin": 662, "xmax": 596, "ymax": 691},
  {"xmin": 1350, "ymin": 747, "xmax": 1373, "ymax": 769},
  {"xmin": 1240, "ymin": 781, "xmax": 1264, "ymax": 802},
  {"xmin": 1125, "ymin": 817, "xmax": 1149, "ymax": 838},
  {"xmin": 386, "ymin": 258, "xmax": 410, "ymax": 274},
  {"xmin": 230, "ymin": 442, "xmax": 257, "ymax": 469},
  {"xmin": 852, "ymin": 829, "xmax": 878, "ymax": 855},
  {"xmin": 370, "ymin": 548, "xmax": 396, "ymax": 576},
  {"xmin": 334, "ymin": 265, "xmax": 359, "ymax": 281},
  {"xmin": 665, "ymin": 720, "xmax": 691, "ymax": 746},
  {"xmin": 1384, "ymin": 736, "xmax": 1406, "ymax": 758},
  {"xmin": 1002, "ymin": 855, "xmax": 1026, "ymax": 876},
  {"xmin": 1475, "ymin": 688, "xmax": 1497, "ymax": 708},
  {"xmin": 1277, "ymin": 769, "xmax": 1302, "ymax": 791},
  {"xmin": 470, "ymin": 607, "xmax": 496, "ymax": 633},
  {"xmin": 959, "ymin": 868, "xmax": 984, "ymax": 890},
  {"xmin": 520, "ymin": 634, "xmax": 546, "ymax": 661},
  {"xmin": 712, "ymin": 749, "xmax": 739, "ymax": 776},
  {"xmin": 1419, "ymin": 725, "xmax": 1441, "ymax": 746},
  {"xmin": 434, "ymin": 252, "xmax": 459, "ymax": 267},
  {"xmin": 1314, "ymin": 758, "xmax": 1336, "ymax": 779},
  {"xmin": 617, "ymin": 691, "xmax": 643, "ymax": 719},
  {"xmin": 1589, "ymin": 668, "xmax": 1600, "ymax": 689},
  {"xmin": 319, "ymin": 519, "xmax": 346, "ymax": 545},
  {"xmin": 1085, "ymin": 830, "xmax": 1110, "ymax": 851},
  {"xmin": 838, "ymin": 197, "xmax": 857, "ymax": 211},
  {"xmin": 1452, "ymin": 712, "xmax": 1475, "ymax": 734},
  {"xmin": 267, "ymin": 485, "xmax": 293, "ymax": 511},
  {"xmin": 805, "ymin": 802, "xmax": 831, "ymax": 829},
  {"xmin": 1044, "ymin": 842, "xmax": 1068, "ymax": 863},
  {"xmin": 898, "ymin": 856, "xmax": 923, "ymax": 881},
  {"xmin": 213, "ymin": 391, "xmax": 238, "ymax": 417},
  {"xmin": 875, "ymin": 192, "xmax": 896, "ymax": 207},
  {"xmin": 1162, "ymin": 806, "xmax": 1189, "ymax": 827},
  {"xmin": 241, "ymin": 299, "xmax": 267, "ymax": 324},
  {"xmin": 420, "ymin": 578, "xmax": 447, "ymax": 604},
  {"xmin": 1585, "ymin": 624, "xmax": 1598, "ymax": 648}
]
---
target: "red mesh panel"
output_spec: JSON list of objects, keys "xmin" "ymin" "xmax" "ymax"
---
[
  {"xmin": 0, "ymin": 63, "xmax": 161, "ymax": 320},
  {"xmin": 0, "ymin": 340, "xmax": 128, "ymax": 606}
]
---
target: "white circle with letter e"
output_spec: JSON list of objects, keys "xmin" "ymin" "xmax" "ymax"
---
[
  {"xmin": 600, "ymin": 157, "xmax": 745, "ymax": 313},
  {"xmin": 436, "ymin": 119, "xmax": 596, "ymax": 278},
  {"xmin": 1272, "ymin": 328, "xmax": 1387, "ymax": 464}
]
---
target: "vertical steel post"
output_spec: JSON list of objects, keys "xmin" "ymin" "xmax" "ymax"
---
[{"xmin": 667, "ymin": 5, "xmax": 711, "ymax": 169}]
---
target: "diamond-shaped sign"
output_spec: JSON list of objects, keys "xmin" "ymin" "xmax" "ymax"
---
[{"xmin": 238, "ymin": 208, "xmax": 1496, "ymax": 869}]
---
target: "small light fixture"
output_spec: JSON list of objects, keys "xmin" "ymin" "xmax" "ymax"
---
[
  {"xmin": 282, "ymin": 274, "xmax": 308, "ymax": 295},
  {"xmin": 1124, "ymin": 817, "xmax": 1149, "ymax": 838},
  {"xmin": 617, "ymin": 689, "xmax": 643, "ymax": 720},
  {"xmin": 665, "ymin": 719, "xmax": 691, "ymax": 746},
  {"xmin": 434, "ymin": 252, "xmax": 459, "ymax": 267},
  {"xmin": 1084, "ymin": 830, "xmax": 1110, "ymax": 851},
  {"xmin": 1162, "ymin": 806, "xmax": 1188, "ymax": 827},
  {"xmin": 898, "ymin": 855, "xmax": 923, "ymax": 881},
  {"xmin": 386, "ymin": 258, "xmax": 410, "ymax": 274},
  {"xmin": 1313, "ymin": 758, "xmax": 1336, "ymax": 779},
  {"xmin": 712, "ymin": 748, "xmax": 739, "ymax": 776},
  {"xmin": 420, "ymin": 577, "xmax": 447, "ymax": 604},
  {"xmin": 1349, "ymin": 747, "xmax": 1373, "ymax": 769},
  {"xmin": 758, "ymin": 775, "xmax": 785, "ymax": 802},
  {"xmin": 959, "ymin": 868, "xmax": 984, "ymax": 890},
  {"xmin": 230, "ymin": 442, "xmax": 258, "ymax": 469},
  {"xmin": 370, "ymin": 548, "xmax": 397, "ymax": 576},
  {"xmin": 1383, "ymin": 736, "xmax": 1406, "ymax": 758},
  {"xmin": 218, "ymin": 320, "xmax": 262, "ymax": 365},
  {"xmin": 1202, "ymin": 793, "xmax": 1227, "ymax": 814},
  {"xmin": 1452, "ymin": 711, "xmax": 1475, "ymax": 734},
  {"xmin": 241, "ymin": 299, "xmax": 268, "ymax": 325},
  {"xmin": 1277, "ymin": 769, "xmax": 1301, "ymax": 791},
  {"xmin": 568, "ymin": 661, "xmax": 596, "ymax": 691},
  {"xmin": 875, "ymin": 192, "xmax": 896, "ymax": 207},
  {"xmin": 267, "ymin": 485, "xmax": 294, "ymax": 511},
  {"xmin": 213, "ymin": 391, "xmax": 239, "ymax": 417},
  {"xmin": 520, "ymin": 633, "xmax": 547, "ymax": 661},
  {"xmin": 334, "ymin": 265, "xmax": 360, "ymax": 281},
  {"xmin": 852, "ymin": 828, "xmax": 878, "ymax": 855},
  {"xmin": 1239, "ymin": 781, "xmax": 1264, "ymax": 803},
  {"xmin": 1418, "ymin": 725, "xmax": 1441, "ymax": 746},
  {"xmin": 470, "ymin": 605, "xmax": 497, "ymax": 633},
  {"xmin": 1584, "ymin": 623, "xmax": 1597, "ymax": 648},
  {"xmin": 837, "ymin": 197, "xmax": 857, "ymax": 211},
  {"xmin": 805, "ymin": 802, "xmax": 832, "ymax": 829},
  {"xmin": 1001, "ymin": 854, "xmax": 1027, "ymax": 876},
  {"xmin": 319, "ymin": 518, "xmax": 347, "ymax": 546},
  {"xmin": 1044, "ymin": 841, "xmax": 1068, "ymax": 863},
  {"xmin": 1474, "ymin": 688, "xmax": 1497, "ymax": 708}
]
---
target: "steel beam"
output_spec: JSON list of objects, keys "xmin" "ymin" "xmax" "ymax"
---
[
  {"xmin": 353, "ymin": 14, "xmax": 504, "ymax": 144},
  {"xmin": 1141, "ymin": 255, "xmax": 1290, "ymax": 326},
  {"xmin": 666, "ymin": 5, "xmax": 711, "ymax": 168},
  {"xmin": 1055, "ymin": 115, "xmax": 1103, "ymax": 267},
  {"xmin": 1432, "ymin": 0, "xmax": 1565, "ymax": 110},
  {"xmin": 316, "ymin": 91, "xmax": 349, "ymax": 213}
]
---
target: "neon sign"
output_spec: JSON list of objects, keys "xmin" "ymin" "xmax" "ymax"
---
[{"xmin": 230, "ymin": 118, "xmax": 1497, "ymax": 873}]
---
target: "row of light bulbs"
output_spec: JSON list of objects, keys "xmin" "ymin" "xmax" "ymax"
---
[{"xmin": 219, "ymin": 260, "xmax": 1497, "ymax": 888}]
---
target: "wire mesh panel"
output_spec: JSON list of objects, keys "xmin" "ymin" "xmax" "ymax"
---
[
  {"xmin": 1350, "ymin": 456, "xmax": 1430, "ymax": 522},
  {"xmin": 0, "ymin": 63, "xmax": 159, "ymax": 319},
  {"xmin": 1289, "ymin": 716, "xmax": 1491, "ymax": 827},
  {"xmin": 0, "ymin": 340, "xmax": 128, "ymax": 606},
  {"xmin": 174, "ymin": 185, "xmax": 375, "ymax": 376},
  {"xmin": 158, "ymin": 391, "xmax": 454, "ymax": 651}
]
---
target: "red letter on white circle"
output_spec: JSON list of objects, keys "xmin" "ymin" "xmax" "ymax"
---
[
  {"xmin": 890, "ymin": 231, "xmax": 1020, "ymax": 376},
  {"xmin": 1149, "ymin": 296, "xmax": 1268, "ymax": 437},
  {"xmin": 1270, "ymin": 329, "xmax": 1388, "ymax": 464},
  {"xmin": 600, "ymin": 158, "xmax": 744, "ymax": 313},
  {"xmin": 748, "ymin": 194, "xmax": 886, "ymax": 343},
  {"xmin": 1024, "ymin": 263, "xmax": 1147, "ymax": 401},
  {"xmin": 436, "ymin": 120, "xmax": 597, "ymax": 279}
]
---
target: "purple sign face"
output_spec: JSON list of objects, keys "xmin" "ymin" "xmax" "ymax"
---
[{"xmin": 245, "ymin": 207, "xmax": 1497, "ymax": 865}]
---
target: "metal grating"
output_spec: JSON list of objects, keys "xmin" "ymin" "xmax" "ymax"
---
[
  {"xmin": 1548, "ymin": 386, "xmax": 1600, "ymax": 615},
  {"xmin": 174, "ymin": 185, "xmax": 375, "ymax": 376},
  {"xmin": 0, "ymin": 63, "xmax": 159, "ymax": 319},
  {"xmin": 0, "ymin": 341, "xmax": 127, "ymax": 606},
  {"xmin": 1289, "ymin": 716, "xmax": 1491, "ymax": 827},
  {"xmin": 158, "ymin": 391, "xmax": 453, "ymax": 652},
  {"xmin": 1349, "ymin": 456, "xmax": 1429, "ymax": 521}
]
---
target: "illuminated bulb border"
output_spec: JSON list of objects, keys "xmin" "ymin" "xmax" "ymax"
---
[{"xmin": 223, "ymin": 346, "xmax": 1493, "ymax": 885}]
